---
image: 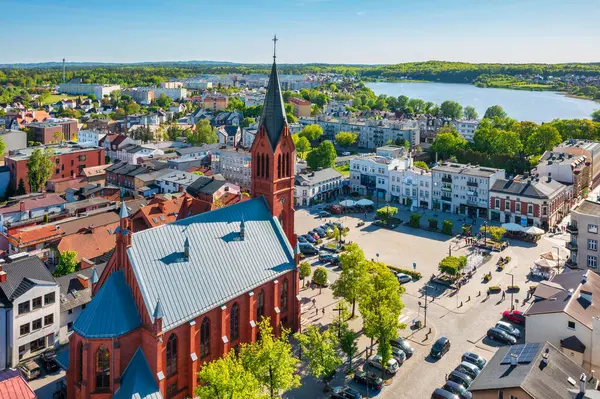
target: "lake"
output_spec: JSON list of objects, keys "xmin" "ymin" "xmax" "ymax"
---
[{"xmin": 366, "ymin": 81, "xmax": 599, "ymax": 123}]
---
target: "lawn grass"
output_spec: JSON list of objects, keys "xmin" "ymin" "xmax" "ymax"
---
[
  {"xmin": 335, "ymin": 164, "xmax": 350, "ymax": 175},
  {"xmin": 43, "ymin": 94, "xmax": 79, "ymax": 105}
]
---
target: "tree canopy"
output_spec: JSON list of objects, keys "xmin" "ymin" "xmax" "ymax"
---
[
  {"xmin": 307, "ymin": 141, "xmax": 337, "ymax": 170},
  {"xmin": 334, "ymin": 131, "xmax": 358, "ymax": 147},
  {"xmin": 189, "ymin": 120, "xmax": 218, "ymax": 145},
  {"xmin": 54, "ymin": 250, "xmax": 79, "ymax": 277},
  {"xmin": 431, "ymin": 128, "xmax": 467, "ymax": 159},
  {"xmin": 299, "ymin": 124, "xmax": 324, "ymax": 141},
  {"xmin": 26, "ymin": 147, "xmax": 54, "ymax": 193},
  {"xmin": 484, "ymin": 105, "xmax": 508, "ymax": 119}
]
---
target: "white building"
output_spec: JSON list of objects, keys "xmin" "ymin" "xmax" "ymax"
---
[
  {"xmin": 217, "ymin": 125, "xmax": 242, "ymax": 147},
  {"xmin": 110, "ymin": 144, "xmax": 164, "ymax": 165},
  {"xmin": 349, "ymin": 147, "xmax": 412, "ymax": 200},
  {"xmin": 58, "ymin": 83, "xmax": 121, "ymax": 100},
  {"xmin": 431, "ymin": 162, "xmax": 505, "ymax": 218},
  {"xmin": 452, "ymin": 119, "xmax": 479, "ymax": 142},
  {"xmin": 155, "ymin": 171, "xmax": 201, "ymax": 194},
  {"xmin": 295, "ymin": 168, "xmax": 344, "ymax": 207},
  {"xmin": 77, "ymin": 130, "xmax": 107, "ymax": 146},
  {"xmin": 389, "ymin": 166, "xmax": 433, "ymax": 209},
  {"xmin": 211, "ymin": 147, "xmax": 252, "ymax": 188},
  {"xmin": 0, "ymin": 254, "xmax": 60, "ymax": 369},
  {"xmin": 151, "ymin": 87, "xmax": 187, "ymax": 100}
]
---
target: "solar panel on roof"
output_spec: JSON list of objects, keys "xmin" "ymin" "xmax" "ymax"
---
[{"xmin": 500, "ymin": 343, "xmax": 541, "ymax": 365}]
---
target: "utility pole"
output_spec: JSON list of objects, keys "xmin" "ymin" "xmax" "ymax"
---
[
  {"xmin": 62, "ymin": 58, "xmax": 66, "ymax": 84},
  {"xmin": 419, "ymin": 284, "xmax": 432, "ymax": 327},
  {"xmin": 507, "ymin": 272, "xmax": 515, "ymax": 310}
]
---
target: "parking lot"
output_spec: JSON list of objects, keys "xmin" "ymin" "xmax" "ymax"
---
[{"xmin": 287, "ymin": 204, "xmax": 569, "ymax": 399}]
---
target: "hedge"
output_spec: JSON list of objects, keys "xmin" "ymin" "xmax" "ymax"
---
[
  {"xmin": 387, "ymin": 265, "xmax": 422, "ymax": 279},
  {"xmin": 442, "ymin": 220, "xmax": 453, "ymax": 235},
  {"xmin": 488, "ymin": 286, "xmax": 502, "ymax": 293},
  {"xmin": 439, "ymin": 255, "xmax": 467, "ymax": 275},
  {"xmin": 428, "ymin": 218, "xmax": 438, "ymax": 229},
  {"xmin": 410, "ymin": 213, "xmax": 422, "ymax": 228}
]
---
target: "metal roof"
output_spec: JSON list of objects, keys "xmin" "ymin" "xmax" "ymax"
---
[
  {"xmin": 259, "ymin": 61, "xmax": 288, "ymax": 150},
  {"xmin": 0, "ymin": 255, "xmax": 55, "ymax": 306},
  {"xmin": 127, "ymin": 197, "xmax": 296, "ymax": 331},
  {"xmin": 73, "ymin": 270, "xmax": 141, "ymax": 338},
  {"xmin": 113, "ymin": 348, "xmax": 163, "ymax": 399}
]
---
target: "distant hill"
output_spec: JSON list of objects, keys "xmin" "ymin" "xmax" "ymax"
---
[{"xmin": 0, "ymin": 60, "xmax": 241, "ymax": 68}]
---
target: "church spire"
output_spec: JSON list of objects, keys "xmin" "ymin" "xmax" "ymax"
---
[{"xmin": 260, "ymin": 34, "xmax": 288, "ymax": 150}]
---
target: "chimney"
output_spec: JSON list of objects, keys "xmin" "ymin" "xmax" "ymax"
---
[
  {"xmin": 80, "ymin": 258, "xmax": 94, "ymax": 270},
  {"xmin": 77, "ymin": 274, "xmax": 90, "ymax": 289},
  {"xmin": 580, "ymin": 373, "xmax": 587, "ymax": 394},
  {"xmin": 580, "ymin": 290, "xmax": 593, "ymax": 303},
  {"xmin": 510, "ymin": 353, "xmax": 518, "ymax": 366},
  {"xmin": 19, "ymin": 201, "xmax": 25, "ymax": 212},
  {"xmin": 184, "ymin": 237, "xmax": 190, "ymax": 260},
  {"xmin": 547, "ymin": 173, "xmax": 552, "ymax": 183},
  {"xmin": 178, "ymin": 184, "xmax": 184, "ymax": 193}
]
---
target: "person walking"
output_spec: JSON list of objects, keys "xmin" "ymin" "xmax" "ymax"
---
[{"xmin": 502, "ymin": 290, "xmax": 506, "ymax": 301}]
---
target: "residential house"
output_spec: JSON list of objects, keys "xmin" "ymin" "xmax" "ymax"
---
[
  {"xmin": 0, "ymin": 369, "xmax": 36, "ymax": 398},
  {"xmin": 525, "ymin": 270, "xmax": 600, "ymax": 373},
  {"xmin": 389, "ymin": 165, "xmax": 432, "ymax": 209},
  {"xmin": 452, "ymin": 119, "xmax": 479, "ymax": 142},
  {"xmin": 5, "ymin": 144, "xmax": 106, "ymax": 194},
  {"xmin": 468, "ymin": 341, "xmax": 598, "ymax": 399},
  {"xmin": 56, "ymin": 221, "xmax": 119, "ymax": 264},
  {"xmin": 130, "ymin": 193, "xmax": 203, "ymax": 231},
  {"xmin": 243, "ymin": 127, "xmax": 258, "ymax": 149},
  {"xmin": 213, "ymin": 111, "xmax": 242, "ymax": 127},
  {"xmin": 100, "ymin": 134, "xmax": 136, "ymax": 160},
  {"xmin": 201, "ymin": 94, "xmax": 228, "ymax": 111},
  {"xmin": 149, "ymin": 87, "xmax": 187, "ymax": 100},
  {"xmin": 65, "ymin": 184, "xmax": 121, "ymax": 203},
  {"xmin": 105, "ymin": 162, "xmax": 155, "ymax": 196},
  {"xmin": 81, "ymin": 164, "xmax": 111, "ymax": 185},
  {"xmin": 0, "ymin": 193, "xmax": 67, "ymax": 226},
  {"xmin": 567, "ymin": 200, "xmax": 600, "ymax": 269},
  {"xmin": 155, "ymin": 171, "xmax": 201, "ymax": 194},
  {"xmin": 217, "ymin": 125, "xmax": 242, "ymax": 147},
  {"xmin": 167, "ymin": 145, "xmax": 217, "ymax": 171},
  {"xmin": 186, "ymin": 174, "xmax": 243, "ymax": 212},
  {"xmin": 554, "ymin": 140, "xmax": 600, "ymax": 189},
  {"xmin": 288, "ymin": 97, "xmax": 311, "ymax": 118},
  {"xmin": 55, "ymin": 263, "xmax": 107, "ymax": 344},
  {"xmin": 295, "ymin": 168, "xmax": 343, "ymax": 207},
  {"xmin": 110, "ymin": 144, "xmax": 165, "ymax": 165},
  {"xmin": 432, "ymin": 162, "xmax": 505, "ymax": 218},
  {"xmin": 77, "ymin": 130, "xmax": 107, "ymax": 146},
  {"xmin": 489, "ymin": 175, "xmax": 570, "ymax": 229},
  {"xmin": 417, "ymin": 115, "xmax": 448, "ymax": 143},
  {"xmin": 169, "ymin": 103, "xmax": 186, "ymax": 114},
  {"xmin": 134, "ymin": 168, "xmax": 171, "ymax": 197},
  {"xmin": 211, "ymin": 147, "xmax": 252, "ymax": 188},
  {"xmin": 0, "ymin": 254, "xmax": 60, "ymax": 369},
  {"xmin": 536, "ymin": 151, "xmax": 591, "ymax": 202},
  {"xmin": 121, "ymin": 88, "xmax": 154, "ymax": 105}
]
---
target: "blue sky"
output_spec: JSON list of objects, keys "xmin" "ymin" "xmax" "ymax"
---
[{"xmin": 2, "ymin": 0, "xmax": 599, "ymax": 64}]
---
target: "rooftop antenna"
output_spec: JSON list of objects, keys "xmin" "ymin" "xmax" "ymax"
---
[{"xmin": 62, "ymin": 58, "xmax": 66, "ymax": 84}]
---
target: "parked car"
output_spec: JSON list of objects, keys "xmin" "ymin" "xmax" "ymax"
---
[
  {"xmin": 367, "ymin": 354, "xmax": 399, "ymax": 375},
  {"xmin": 299, "ymin": 243, "xmax": 319, "ymax": 256},
  {"xmin": 318, "ymin": 211, "xmax": 332, "ymax": 218},
  {"xmin": 297, "ymin": 235, "xmax": 307, "ymax": 243},
  {"xmin": 352, "ymin": 370, "xmax": 383, "ymax": 390},
  {"xmin": 313, "ymin": 228, "xmax": 327, "ymax": 238},
  {"xmin": 319, "ymin": 252, "xmax": 340, "ymax": 265},
  {"xmin": 18, "ymin": 360, "xmax": 41, "ymax": 381},
  {"xmin": 447, "ymin": 370, "xmax": 473, "ymax": 389},
  {"xmin": 307, "ymin": 231, "xmax": 319, "ymax": 240},
  {"xmin": 396, "ymin": 273, "xmax": 412, "ymax": 284},
  {"xmin": 443, "ymin": 381, "xmax": 473, "ymax": 399},
  {"xmin": 320, "ymin": 244, "xmax": 343, "ymax": 254},
  {"xmin": 342, "ymin": 151, "xmax": 351, "ymax": 156},
  {"xmin": 430, "ymin": 337, "xmax": 451, "ymax": 359},
  {"xmin": 302, "ymin": 234, "xmax": 317, "ymax": 243},
  {"xmin": 391, "ymin": 346, "xmax": 406, "ymax": 365},
  {"xmin": 390, "ymin": 337, "xmax": 415, "ymax": 357},
  {"xmin": 461, "ymin": 352, "xmax": 486, "ymax": 370},
  {"xmin": 455, "ymin": 361, "xmax": 481, "ymax": 380},
  {"xmin": 503, "ymin": 310, "xmax": 526, "ymax": 325},
  {"xmin": 495, "ymin": 321, "xmax": 521, "ymax": 339},
  {"xmin": 40, "ymin": 350, "xmax": 59, "ymax": 373},
  {"xmin": 487, "ymin": 327, "xmax": 517, "ymax": 345},
  {"xmin": 331, "ymin": 386, "xmax": 361, "ymax": 399},
  {"xmin": 431, "ymin": 388, "xmax": 460, "ymax": 399}
]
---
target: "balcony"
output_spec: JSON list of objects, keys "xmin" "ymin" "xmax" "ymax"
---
[
  {"xmin": 566, "ymin": 224, "xmax": 578, "ymax": 234},
  {"xmin": 442, "ymin": 176, "xmax": 453, "ymax": 183},
  {"xmin": 467, "ymin": 198, "xmax": 479, "ymax": 205},
  {"xmin": 441, "ymin": 186, "xmax": 452, "ymax": 192},
  {"xmin": 566, "ymin": 241, "xmax": 578, "ymax": 251},
  {"xmin": 441, "ymin": 195, "xmax": 452, "ymax": 202},
  {"xmin": 467, "ymin": 181, "xmax": 478, "ymax": 188}
]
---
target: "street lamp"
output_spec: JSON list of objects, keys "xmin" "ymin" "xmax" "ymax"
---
[
  {"xmin": 553, "ymin": 246, "xmax": 562, "ymax": 271},
  {"xmin": 418, "ymin": 284, "xmax": 434, "ymax": 327},
  {"xmin": 483, "ymin": 221, "xmax": 488, "ymax": 246},
  {"xmin": 507, "ymin": 272, "xmax": 515, "ymax": 311}
]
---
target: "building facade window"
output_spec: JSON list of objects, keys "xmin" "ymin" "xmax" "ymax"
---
[
  {"xmin": 200, "ymin": 318, "xmax": 210, "ymax": 358},
  {"xmin": 515, "ymin": 202, "xmax": 521, "ymax": 213},
  {"xmin": 18, "ymin": 302, "xmax": 30, "ymax": 315},
  {"xmin": 32, "ymin": 319, "xmax": 42, "ymax": 331},
  {"xmin": 589, "ymin": 239, "xmax": 598, "ymax": 251},
  {"xmin": 78, "ymin": 343, "xmax": 84, "ymax": 382},
  {"xmin": 589, "ymin": 224, "xmax": 598, "ymax": 234},
  {"xmin": 44, "ymin": 292, "xmax": 55, "ymax": 305},
  {"xmin": 20, "ymin": 323, "xmax": 30, "ymax": 336},
  {"xmin": 166, "ymin": 334, "xmax": 178, "ymax": 378},
  {"xmin": 527, "ymin": 204, "xmax": 534, "ymax": 214},
  {"xmin": 30, "ymin": 337, "xmax": 45, "ymax": 353},
  {"xmin": 588, "ymin": 255, "xmax": 598, "ymax": 269},
  {"xmin": 568, "ymin": 321, "xmax": 576, "ymax": 330},
  {"xmin": 505, "ymin": 200, "xmax": 510, "ymax": 211},
  {"xmin": 495, "ymin": 199, "xmax": 500, "ymax": 208},
  {"xmin": 257, "ymin": 290, "xmax": 265, "ymax": 321},
  {"xmin": 230, "ymin": 303, "xmax": 240, "ymax": 341},
  {"xmin": 95, "ymin": 345, "xmax": 111, "ymax": 390},
  {"xmin": 32, "ymin": 297, "xmax": 42, "ymax": 310},
  {"xmin": 281, "ymin": 279, "xmax": 288, "ymax": 313}
]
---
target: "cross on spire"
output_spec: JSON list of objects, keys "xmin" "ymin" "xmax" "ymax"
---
[{"xmin": 272, "ymin": 34, "xmax": 278, "ymax": 62}]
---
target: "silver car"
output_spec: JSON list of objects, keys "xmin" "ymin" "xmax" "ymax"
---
[
  {"xmin": 495, "ymin": 321, "xmax": 520, "ymax": 338},
  {"xmin": 367, "ymin": 354, "xmax": 399, "ymax": 374}
]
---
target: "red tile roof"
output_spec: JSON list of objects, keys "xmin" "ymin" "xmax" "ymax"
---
[
  {"xmin": 16, "ymin": 110, "xmax": 51, "ymax": 128},
  {"xmin": 132, "ymin": 194, "xmax": 204, "ymax": 231},
  {"xmin": 57, "ymin": 221, "xmax": 119, "ymax": 261},
  {"xmin": 0, "ymin": 193, "xmax": 66, "ymax": 215},
  {"xmin": 0, "ymin": 369, "xmax": 36, "ymax": 399}
]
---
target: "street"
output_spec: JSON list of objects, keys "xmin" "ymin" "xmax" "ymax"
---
[{"xmin": 288, "ymin": 204, "xmax": 569, "ymax": 398}]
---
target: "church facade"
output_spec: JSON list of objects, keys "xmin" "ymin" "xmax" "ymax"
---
[{"xmin": 65, "ymin": 53, "xmax": 299, "ymax": 399}]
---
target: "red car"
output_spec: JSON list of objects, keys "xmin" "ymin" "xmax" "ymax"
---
[{"xmin": 503, "ymin": 310, "xmax": 526, "ymax": 325}]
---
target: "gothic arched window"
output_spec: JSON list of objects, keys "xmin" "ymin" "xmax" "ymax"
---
[
  {"xmin": 277, "ymin": 154, "xmax": 282, "ymax": 178},
  {"xmin": 281, "ymin": 278, "xmax": 288, "ymax": 312},
  {"xmin": 166, "ymin": 334, "xmax": 178, "ymax": 378},
  {"xmin": 95, "ymin": 345, "xmax": 110, "ymax": 390},
  {"xmin": 256, "ymin": 154, "xmax": 261, "ymax": 177},
  {"xmin": 265, "ymin": 156, "xmax": 270, "ymax": 178},
  {"xmin": 78, "ymin": 343, "xmax": 84, "ymax": 382},
  {"xmin": 230, "ymin": 303, "xmax": 240, "ymax": 341},
  {"xmin": 257, "ymin": 290, "xmax": 265, "ymax": 321},
  {"xmin": 286, "ymin": 153, "xmax": 291, "ymax": 177},
  {"xmin": 200, "ymin": 318, "xmax": 210, "ymax": 358}
]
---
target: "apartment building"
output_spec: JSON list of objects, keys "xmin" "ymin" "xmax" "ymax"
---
[
  {"xmin": 536, "ymin": 151, "xmax": 592, "ymax": 201},
  {"xmin": 27, "ymin": 119, "xmax": 78, "ymax": 144},
  {"xmin": 350, "ymin": 147, "xmax": 412, "ymax": 200},
  {"xmin": 210, "ymin": 147, "xmax": 252, "ymax": 188},
  {"xmin": 155, "ymin": 171, "xmax": 201, "ymax": 194},
  {"xmin": 431, "ymin": 162, "xmax": 505, "ymax": 218},
  {"xmin": 0, "ymin": 129, "xmax": 27, "ymax": 154},
  {"xmin": 58, "ymin": 83, "xmax": 121, "ymax": 99},
  {"xmin": 568, "ymin": 200, "xmax": 600, "ymax": 269},
  {"xmin": 295, "ymin": 168, "xmax": 344, "ymax": 207},
  {"xmin": 0, "ymin": 254, "xmax": 60, "ymax": 369},
  {"xmin": 389, "ymin": 165, "xmax": 432, "ymax": 209},
  {"xmin": 202, "ymin": 94, "xmax": 229, "ymax": 111},
  {"xmin": 489, "ymin": 175, "xmax": 570, "ymax": 229},
  {"xmin": 554, "ymin": 139, "xmax": 600, "ymax": 189},
  {"xmin": 150, "ymin": 87, "xmax": 187, "ymax": 100},
  {"xmin": 288, "ymin": 97, "xmax": 312, "ymax": 118},
  {"xmin": 452, "ymin": 119, "xmax": 479, "ymax": 142},
  {"xmin": 77, "ymin": 130, "xmax": 107, "ymax": 146},
  {"xmin": 121, "ymin": 88, "xmax": 154, "ymax": 105}
]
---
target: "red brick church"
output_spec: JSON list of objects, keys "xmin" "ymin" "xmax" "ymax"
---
[{"xmin": 65, "ymin": 48, "xmax": 299, "ymax": 399}]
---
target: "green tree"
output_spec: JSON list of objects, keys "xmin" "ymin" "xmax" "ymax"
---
[
  {"xmin": 340, "ymin": 327, "xmax": 358, "ymax": 372},
  {"xmin": 292, "ymin": 135, "xmax": 312, "ymax": 159},
  {"xmin": 413, "ymin": 161, "xmax": 429, "ymax": 170},
  {"xmin": 438, "ymin": 256, "xmax": 467, "ymax": 276},
  {"xmin": 591, "ymin": 109, "xmax": 600, "ymax": 123},
  {"xmin": 299, "ymin": 124, "xmax": 324, "ymax": 141},
  {"xmin": 334, "ymin": 131, "xmax": 358, "ymax": 147},
  {"xmin": 484, "ymin": 105, "xmax": 507, "ymax": 119},
  {"xmin": 295, "ymin": 325, "xmax": 341, "ymax": 386},
  {"xmin": 490, "ymin": 130, "xmax": 523, "ymax": 156},
  {"xmin": 54, "ymin": 250, "xmax": 78, "ymax": 277},
  {"xmin": 431, "ymin": 129, "xmax": 467, "ymax": 159},
  {"xmin": 227, "ymin": 96, "xmax": 245, "ymax": 111},
  {"xmin": 313, "ymin": 267, "xmax": 328, "ymax": 295},
  {"xmin": 442, "ymin": 220, "xmax": 453, "ymax": 235},
  {"xmin": 514, "ymin": 121, "xmax": 539, "ymax": 143},
  {"xmin": 299, "ymin": 262, "xmax": 312, "ymax": 287},
  {"xmin": 15, "ymin": 178, "xmax": 26, "ymax": 196},
  {"xmin": 241, "ymin": 318, "xmax": 300, "ymax": 398},
  {"xmin": 439, "ymin": 100, "xmax": 463, "ymax": 120},
  {"xmin": 463, "ymin": 106, "xmax": 478, "ymax": 120},
  {"xmin": 526, "ymin": 124, "xmax": 562, "ymax": 155},
  {"xmin": 307, "ymin": 141, "xmax": 337, "ymax": 170},
  {"xmin": 376, "ymin": 206, "xmax": 398, "ymax": 225},
  {"xmin": 26, "ymin": 147, "xmax": 54, "ymax": 193},
  {"xmin": 241, "ymin": 117, "xmax": 255, "ymax": 128},
  {"xmin": 407, "ymin": 98, "xmax": 426, "ymax": 115},
  {"xmin": 359, "ymin": 261, "xmax": 404, "ymax": 373},
  {"xmin": 155, "ymin": 93, "xmax": 172, "ymax": 108},
  {"xmin": 331, "ymin": 243, "xmax": 368, "ymax": 317},
  {"xmin": 196, "ymin": 350, "xmax": 264, "ymax": 399},
  {"xmin": 0, "ymin": 137, "xmax": 5, "ymax": 156},
  {"xmin": 189, "ymin": 120, "xmax": 218, "ymax": 145}
]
